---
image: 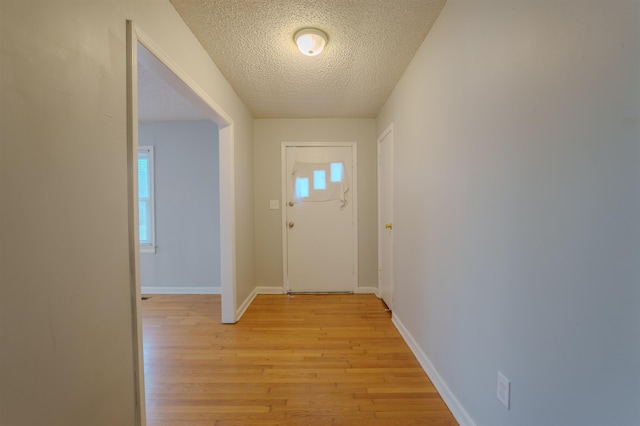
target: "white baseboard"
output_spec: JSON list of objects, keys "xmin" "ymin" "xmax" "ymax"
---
[
  {"xmin": 235, "ymin": 286, "xmax": 285, "ymax": 322},
  {"xmin": 235, "ymin": 287, "xmax": 258, "ymax": 321},
  {"xmin": 392, "ymin": 314, "xmax": 477, "ymax": 426},
  {"xmin": 141, "ymin": 286, "xmax": 221, "ymax": 295},
  {"xmin": 256, "ymin": 286, "xmax": 286, "ymax": 294},
  {"xmin": 234, "ymin": 285, "xmax": 376, "ymax": 323},
  {"xmin": 354, "ymin": 286, "xmax": 379, "ymax": 295}
]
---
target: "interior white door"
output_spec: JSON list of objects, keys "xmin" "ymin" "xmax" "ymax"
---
[
  {"xmin": 285, "ymin": 145, "xmax": 355, "ymax": 293},
  {"xmin": 378, "ymin": 127, "xmax": 394, "ymax": 309}
]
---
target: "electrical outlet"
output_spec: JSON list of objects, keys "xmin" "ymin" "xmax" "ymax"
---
[
  {"xmin": 497, "ymin": 371, "xmax": 510, "ymax": 409},
  {"xmin": 269, "ymin": 200, "xmax": 279, "ymax": 210}
]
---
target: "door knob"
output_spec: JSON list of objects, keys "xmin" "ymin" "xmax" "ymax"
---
[
  {"xmin": 288, "ymin": 221, "xmax": 295, "ymax": 228},
  {"xmin": 289, "ymin": 201, "xmax": 294, "ymax": 207},
  {"xmin": 385, "ymin": 223, "xmax": 393, "ymax": 230}
]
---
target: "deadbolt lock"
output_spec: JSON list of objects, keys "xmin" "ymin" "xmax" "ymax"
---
[{"xmin": 385, "ymin": 223, "xmax": 393, "ymax": 230}]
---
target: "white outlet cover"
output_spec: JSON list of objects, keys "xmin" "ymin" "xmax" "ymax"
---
[{"xmin": 497, "ymin": 371, "xmax": 510, "ymax": 409}]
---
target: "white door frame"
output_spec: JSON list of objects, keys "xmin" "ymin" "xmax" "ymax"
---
[
  {"xmin": 281, "ymin": 142, "xmax": 358, "ymax": 293},
  {"xmin": 377, "ymin": 124, "xmax": 394, "ymax": 307},
  {"xmin": 127, "ymin": 21, "xmax": 238, "ymax": 424}
]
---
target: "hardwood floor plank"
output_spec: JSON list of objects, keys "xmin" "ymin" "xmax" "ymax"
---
[{"xmin": 142, "ymin": 294, "xmax": 458, "ymax": 425}]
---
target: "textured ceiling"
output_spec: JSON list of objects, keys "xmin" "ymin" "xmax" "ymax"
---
[{"xmin": 169, "ymin": 0, "xmax": 446, "ymax": 118}]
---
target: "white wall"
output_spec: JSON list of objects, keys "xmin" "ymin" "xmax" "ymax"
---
[
  {"xmin": 377, "ymin": 1, "xmax": 640, "ymax": 426},
  {"xmin": 0, "ymin": 2, "xmax": 254, "ymax": 425},
  {"xmin": 253, "ymin": 119, "xmax": 378, "ymax": 290},
  {"xmin": 139, "ymin": 121, "xmax": 220, "ymax": 293}
]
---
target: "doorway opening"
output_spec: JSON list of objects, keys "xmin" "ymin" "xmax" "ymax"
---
[{"xmin": 126, "ymin": 21, "xmax": 237, "ymax": 422}]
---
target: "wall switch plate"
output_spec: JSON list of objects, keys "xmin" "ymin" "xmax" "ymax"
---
[
  {"xmin": 269, "ymin": 200, "xmax": 280, "ymax": 210},
  {"xmin": 497, "ymin": 371, "xmax": 511, "ymax": 409}
]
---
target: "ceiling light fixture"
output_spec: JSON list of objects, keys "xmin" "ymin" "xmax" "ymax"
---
[{"xmin": 294, "ymin": 28, "xmax": 328, "ymax": 57}]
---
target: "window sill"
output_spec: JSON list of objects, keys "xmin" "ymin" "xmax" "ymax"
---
[{"xmin": 141, "ymin": 245, "xmax": 156, "ymax": 254}]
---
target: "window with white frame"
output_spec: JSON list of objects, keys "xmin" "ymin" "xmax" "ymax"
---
[{"xmin": 138, "ymin": 146, "xmax": 155, "ymax": 253}]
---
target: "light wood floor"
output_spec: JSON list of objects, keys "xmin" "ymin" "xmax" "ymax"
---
[{"xmin": 142, "ymin": 294, "xmax": 458, "ymax": 426}]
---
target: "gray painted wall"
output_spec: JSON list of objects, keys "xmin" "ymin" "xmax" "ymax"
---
[
  {"xmin": 139, "ymin": 120, "xmax": 220, "ymax": 292},
  {"xmin": 377, "ymin": 1, "xmax": 640, "ymax": 425}
]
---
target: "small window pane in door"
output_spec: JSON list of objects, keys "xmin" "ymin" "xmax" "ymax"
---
[
  {"xmin": 330, "ymin": 162, "xmax": 343, "ymax": 182},
  {"xmin": 295, "ymin": 177, "xmax": 309, "ymax": 198},
  {"xmin": 313, "ymin": 170, "xmax": 326, "ymax": 190}
]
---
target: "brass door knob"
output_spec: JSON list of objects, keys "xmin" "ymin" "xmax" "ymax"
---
[
  {"xmin": 288, "ymin": 221, "xmax": 295, "ymax": 228},
  {"xmin": 385, "ymin": 223, "xmax": 393, "ymax": 230},
  {"xmin": 289, "ymin": 201, "xmax": 294, "ymax": 207}
]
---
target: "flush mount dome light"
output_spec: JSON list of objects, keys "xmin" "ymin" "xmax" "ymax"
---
[{"xmin": 294, "ymin": 28, "xmax": 328, "ymax": 57}]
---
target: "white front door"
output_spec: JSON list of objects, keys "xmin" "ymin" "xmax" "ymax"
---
[
  {"xmin": 284, "ymin": 144, "xmax": 356, "ymax": 293},
  {"xmin": 378, "ymin": 126, "xmax": 394, "ymax": 309}
]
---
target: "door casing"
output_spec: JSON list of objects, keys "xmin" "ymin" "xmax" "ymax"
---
[{"xmin": 377, "ymin": 124, "xmax": 394, "ymax": 309}]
